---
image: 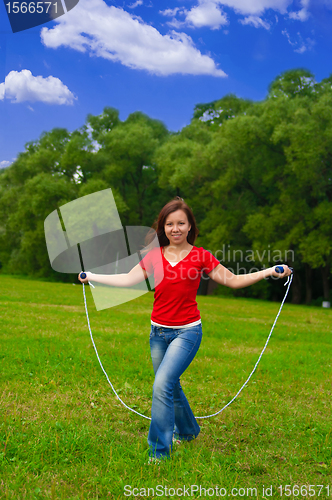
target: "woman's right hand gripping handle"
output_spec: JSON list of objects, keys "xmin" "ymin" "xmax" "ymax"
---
[{"xmin": 78, "ymin": 272, "xmax": 90, "ymax": 284}]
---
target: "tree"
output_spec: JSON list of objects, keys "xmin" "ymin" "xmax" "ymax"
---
[
  {"xmin": 86, "ymin": 107, "xmax": 120, "ymax": 147},
  {"xmin": 271, "ymin": 83, "xmax": 332, "ymax": 300},
  {"xmin": 155, "ymin": 70, "xmax": 332, "ymax": 303},
  {"xmin": 0, "ymin": 109, "xmax": 171, "ymax": 278},
  {"xmin": 0, "ymin": 172, "xmax": 77, "ymax": 278},
  {"xmin": 1, "ymin": 72, "xmax": 331, "ymax": 302},
  {"xmin": 90, "ymin": 110, "xmax": 170, "ymax": 226},
  {"xmin": 242, "ymin": 74, "xmax": 332, "ymax": 302},
  {"xmin": 268, "ymin": 68, "xmax": 316, "ymax": 99},
  {"xmin": 193, "ymin": 93, "xmax": 252, "ymax": 128}
]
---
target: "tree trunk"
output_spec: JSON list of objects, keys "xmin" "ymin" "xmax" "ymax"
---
[
  {"xmin": 320, "ymin": 264, "xmax": 330, "ymax": 301},
  {"xmin": 197, "ymin": 273, "xmax": 209, "ymax": 295},
  {"xmin": 207, "ymin": 277, "xmax": 219, "ymax": 295},
  {"xmin": 305, "ymin": 263, "xmax": 313, "ymax": 305},
  {"xmin": 291, "ymin": 272, "xmax": 302, "ymax": 304}
]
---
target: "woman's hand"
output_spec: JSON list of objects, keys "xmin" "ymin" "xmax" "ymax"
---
[
  {"xmin": 78, "ymin": 272, "xmax": 89, "ymax": 284},
  {"xmin": 271, "ymin": 264, "xmax": 292, "ymax": 278}
]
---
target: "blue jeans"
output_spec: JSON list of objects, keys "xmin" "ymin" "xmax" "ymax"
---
[{"xmin": 148, "ymin": 323, "xmax": 202, "ymax": 459}]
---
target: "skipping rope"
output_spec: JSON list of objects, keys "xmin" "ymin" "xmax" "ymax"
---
[{"xmin": 80, "ymin": 268, "xmax": 293, "ymax": 420}]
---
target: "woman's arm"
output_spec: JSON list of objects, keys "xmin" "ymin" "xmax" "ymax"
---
[
  {"xmin": 78, "ymin": 263, "xmax": 150, "ymax": 287},
  {"xmin": 208, "ymin": 263, "xmax": 292, "ymax": 289}
]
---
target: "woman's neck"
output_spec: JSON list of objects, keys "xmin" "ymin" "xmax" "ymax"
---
[{"xmin": 164, "ymin": 243, "xmax": 193, "ymax": 259}]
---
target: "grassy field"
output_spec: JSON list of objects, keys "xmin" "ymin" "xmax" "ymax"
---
[{"xmin": 1, "ymin": 275, "xmax": 332, "ymax": 499}]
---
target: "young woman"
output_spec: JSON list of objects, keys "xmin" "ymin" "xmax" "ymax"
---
[{"xmin": 78, "ymin": 197, "xmax": 291, "ymax": 462}]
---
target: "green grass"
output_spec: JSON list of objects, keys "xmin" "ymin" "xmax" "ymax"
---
[{"xmin": 1, "ymin": 275, "xmax": 332, "ymax": 499}]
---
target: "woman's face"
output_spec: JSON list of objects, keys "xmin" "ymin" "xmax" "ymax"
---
[{"xmin": 164, "ymin": 209, "xmax": 191, "ymax": 246}]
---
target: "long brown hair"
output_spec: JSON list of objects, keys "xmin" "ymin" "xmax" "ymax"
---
[{"xmin": 152, "ymin": 197, "xmax": 199, "ymax": 247}]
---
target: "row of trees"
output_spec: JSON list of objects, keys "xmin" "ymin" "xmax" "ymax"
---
[{"xmin": 0, "ymin": 69, "xmax": 331, "ymax": 304}]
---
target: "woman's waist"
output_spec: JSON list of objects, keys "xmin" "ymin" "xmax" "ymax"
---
[{"xmin": 151, "ymin": 319, "xmax": 202, "ymax": 329}]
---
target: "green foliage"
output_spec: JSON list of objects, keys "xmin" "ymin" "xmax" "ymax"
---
[
  {"xmin": 86, "ymin": 107, "xmax": 120, "ymax": 146},
  {"xmin": 155, "ymin": 69, "xmax": 331, "ymax": 303},
  {"xmin": 0, "ymin": 172, "xmax": 78, "ymax": 277},
  {"xmin": 155, "ymin": 120, "xmax": 213, "ymax": 193},
  {"xmin": 244, "ymin": 78, "xmax": 332, "ymax": 275},
  {"xmin": 0, "ymin": 109, "xmax": 170, "ymax": 278},
  {"xmin": 193, "ymin": 93, "xmax": 252, "ymax": 128},
  {"xmin": 0, "ymin": 70, "xmax": 331, "ymax": 303},
  {"xmin": 268, "ymin": 68, "xmax": 316, "ymax": 99},
  {"xmin": 91, "ymin": 111, "xmax": 170, "ymax": 226},
  {"xmin": 78, "ymin": 179, "xmax": 128, "ymax": 216}
]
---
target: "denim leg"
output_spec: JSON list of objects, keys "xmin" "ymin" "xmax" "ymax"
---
[
  {"xmin": 173, "ymin": 380, "xmax": 200, "ymax": 441},
  {"xmin": 148, "ymin": 324, "xmax": 202, "ymax": 458}
]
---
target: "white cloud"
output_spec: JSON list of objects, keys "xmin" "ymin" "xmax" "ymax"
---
[
  {"xmin": 41, "ymin": 0, "xmax": 226, "ymax": 77},
  {"xmin": 186, "ymin": 1, "xmax": 228, "ymax": 29},
  {"xmin": 128, "ymin": 0, "xmax": 143, "ymax": 8},
  {"xmin": 159, "ymin": 7, "xmax": 187, "ymax": 28},
  {"xmin": 282, "ymin": 28, "xmax": 314, "ymax": 52},
  {"xmin": 215, "ymin": 0, "xmax": 291, "ymax": 15},
  {"xmin": 0, "ymin": 160, "xmax": 12, "ymax": 169},
  {"xmin": 166, "ymin": 18, "xmax": 187, "ymax": 29},
  {"xmin": 289, "ymin": 9, "xmax": 309, "ymax": 20},
  {"xmin": 295, "ymin": 38, "xmax": 314, "ymax": 53},
  {"xmin": 163, "ymin": 0, "xmax": 311, "ymax": 32},
  {"xmin": 167, "ymin": 19, "xmax": 188, "ymax": 29},
  {"xmin": 180, "ymin": 0, "xmax": 290, "ymax": 29},
  {"xmin": 239, "ymin": 15, "xmax": 271, "ymax": 29},
  {"xmin": 159, "ymin": 8, "xmax": 180, "ymax": 17},
  {"xmin": 289, "ymin": 0, "xmax": 310, "ymax": 20},
  {"xmin": 0, "ymin": 70, "xmax": 76, "ymax": 104}
]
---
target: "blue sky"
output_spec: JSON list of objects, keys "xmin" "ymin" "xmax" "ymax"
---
[{"xmin": 1, "ymin": 0, "xmax": 332, "ymax": 169}]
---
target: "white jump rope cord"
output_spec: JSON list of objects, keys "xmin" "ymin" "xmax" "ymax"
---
[{"xmin": 82, "ymin": 274, "xmax": 293, "ymax": 420}]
